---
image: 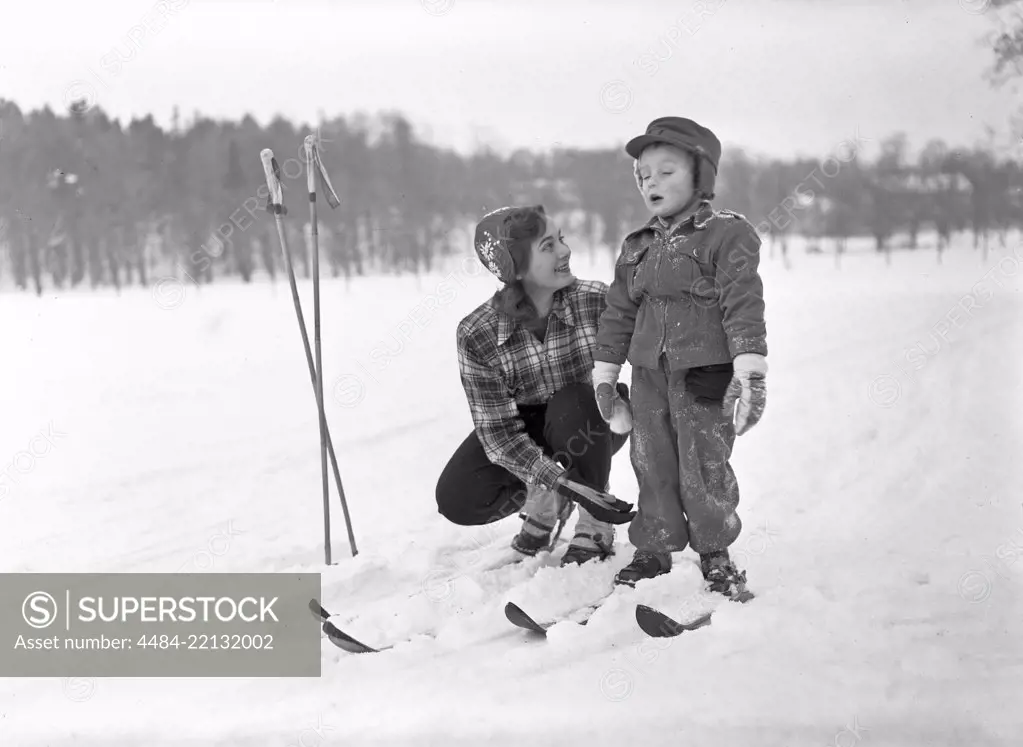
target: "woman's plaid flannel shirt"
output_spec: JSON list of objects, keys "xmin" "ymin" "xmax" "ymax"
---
[{"xmin": 456, "ymin": 279, "xmax": 609, "ymax": 491}]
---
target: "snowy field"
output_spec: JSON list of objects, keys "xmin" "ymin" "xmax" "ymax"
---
[{"xmin": 1, "ymin": 233, "xmax": 1022, "ymax": 746}]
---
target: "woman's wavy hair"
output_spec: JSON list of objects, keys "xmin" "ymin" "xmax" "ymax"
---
[{"xmin": 492, "ymin": 204, "xmax": 547, "ymax": 322}]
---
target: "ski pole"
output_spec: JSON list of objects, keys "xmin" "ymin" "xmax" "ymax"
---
[
  {"xmin": 303, "ymin": 136, "xmax": 358, "ymax": 562},
  {"xmin": 260, "ymin": 148, "xmax": 358, "ymax": 563},
  {"xmin": 305, "ymin": 135, "xmax": 332, "ymax": 570}
]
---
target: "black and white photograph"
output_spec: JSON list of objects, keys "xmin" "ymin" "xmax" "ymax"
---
[{"xmin": 1, "ymin": 0, "xmax": 1021, "ymax": 744}]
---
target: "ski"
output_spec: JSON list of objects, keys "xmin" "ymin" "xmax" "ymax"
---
[
  {"xmin": 634, "ymin": 604, "xmax": 714, "ymax": 637},
  {"xmin": 503, "ymin": 595, "xmax": 610, "ymax": 637},
  {"xmin": 635, "ymin": 589, "xmax": 753, "ymax": 638},
  {"xmin": 308, "ymin": 599, "xmax": 393, "ymax": 654}
]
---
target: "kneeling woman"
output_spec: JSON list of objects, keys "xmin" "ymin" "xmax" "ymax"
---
[{"xmin": 435, "ymin": 205, "xmax": 635, "ymax": 564}]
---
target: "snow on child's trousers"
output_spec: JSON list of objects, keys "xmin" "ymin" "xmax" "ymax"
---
[{"xmin": 628, "ymin": 354, "xmax": 742, "ymax": 556}]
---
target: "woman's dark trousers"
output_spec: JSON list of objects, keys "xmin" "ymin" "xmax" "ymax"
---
[{"xmin": 435, "ymin": 382, "xmax": 629, "ymax": 526}]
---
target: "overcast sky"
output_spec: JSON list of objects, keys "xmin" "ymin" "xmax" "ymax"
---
[{"xmin": 1, "ymin": 0, "xmax": 1018, "ymax": 160}]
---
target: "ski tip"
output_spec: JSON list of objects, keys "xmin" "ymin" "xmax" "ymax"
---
[
  {"xmin": 635, "ymin": 604, "xmax": 678, "ymax": 637},
  {"xmin": 635, "ymin": 604, "xmax": 713, "ymax": 638},
  {"xmin": 322, "ymin": 620, "xmax": 381, "ymax": 654},
  {"xmin": 504, "ymin": 601, "xmax": 548, "ymax": 636},
  {"xmin": 308, "ymin": 598, "xmax": 329, "ymax": 622}
]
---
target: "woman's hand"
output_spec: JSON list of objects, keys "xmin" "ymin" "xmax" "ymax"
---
[{"xmin": 554, "ymin": 476, "xmax": 636, "ymax": 525}]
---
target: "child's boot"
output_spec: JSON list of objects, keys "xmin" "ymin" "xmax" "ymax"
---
[
  {"xmin": 700, "ymin": 549, "xmax": 751, "ymax": 600},
  {"xmin": 614, "ymin": 550, "xmax": 672, "ymax": 587},
  {"xmin": 560, "ymin": 508, "xmax": 615, "ymax": 566}
]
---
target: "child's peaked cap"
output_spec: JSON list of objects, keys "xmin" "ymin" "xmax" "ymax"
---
[{"xmin": 626, "ymin": 117, "xmax": 722, "ymax": 197}]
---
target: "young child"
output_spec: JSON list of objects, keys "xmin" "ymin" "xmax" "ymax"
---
[{"xmin": 591, "ymin": 117, "xmax": 768, "ymax": 599}]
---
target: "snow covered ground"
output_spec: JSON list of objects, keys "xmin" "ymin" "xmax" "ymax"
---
[{"xmin": 1, "ymin": 233, "xmax": 1021, "ymax": 746}]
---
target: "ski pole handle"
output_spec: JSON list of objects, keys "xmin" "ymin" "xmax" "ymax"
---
[
  {"xmin": 303, "ymin": 134, "xmax": 341, "ymax": 209},
  {"xmin": 260, "ymin": 148, "xmax": 285, "ymax": 213},
  {"xmin": 304, "ymin": 135, "xmax": 316, "ymax": 197}
]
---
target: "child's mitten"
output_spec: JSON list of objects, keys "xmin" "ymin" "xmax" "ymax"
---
[
  {"xmin": 592, "ymin": 362, "xmax": 632, "ymax": 434},
  {"xmin": 722, "ymin": 353, "xmax": 768, "ymax": 435}
]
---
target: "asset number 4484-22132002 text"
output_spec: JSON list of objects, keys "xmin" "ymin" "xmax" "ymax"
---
[{"xmin": 138, "ymin": 633, "xmax": 274, "ymax": 650}]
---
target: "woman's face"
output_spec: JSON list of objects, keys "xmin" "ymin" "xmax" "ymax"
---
[
  {"xmin": 637, "ymin": 145, "xmax": 696, "ymax": 219},
  {"xmin": 521, "ymin": 217, "xmax": 575, "ymax": 292}
]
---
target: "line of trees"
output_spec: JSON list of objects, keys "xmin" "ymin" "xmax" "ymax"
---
[
  {"xmin": 2, "ymin": 99, "xmax": 1021, "ymax": 296},
  {"xmin": 1, "ymin": 99, "xmax": 1019, "ymax": 296}
]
